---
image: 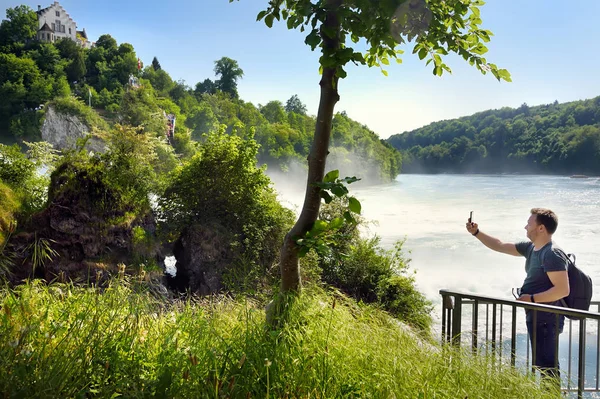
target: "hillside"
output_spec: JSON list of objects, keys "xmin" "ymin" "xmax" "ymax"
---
[
  {"xmin": 387, "ymin": 97, "xmax": 600, "ymax": 174},
  {"xmin": 0, "ymin": 5, "xmax": 400, "ymax": 184}
]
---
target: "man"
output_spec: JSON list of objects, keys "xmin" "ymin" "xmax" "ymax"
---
[{"xmin": 466, "ymin": 208, "xmax": 569, "ymax": 378}]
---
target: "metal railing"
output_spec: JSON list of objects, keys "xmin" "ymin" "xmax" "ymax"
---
[{"xmin": 440, "ymin": 289, "xmax": 600, "ymax": 399}]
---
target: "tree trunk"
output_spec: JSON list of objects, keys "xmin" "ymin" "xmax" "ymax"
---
[{"xmin": 279, "ymin": 0, "xmax": 342, "ymax": 293}]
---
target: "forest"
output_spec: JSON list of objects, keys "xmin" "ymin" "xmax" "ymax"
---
[{"xmin": 387, "ymin": 98, "xmax": 600, "ymax": 174}]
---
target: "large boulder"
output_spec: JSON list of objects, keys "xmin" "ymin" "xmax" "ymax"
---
[{"xmin": 6, "ymin": 160, "xmax": 162, "ymax": 285}]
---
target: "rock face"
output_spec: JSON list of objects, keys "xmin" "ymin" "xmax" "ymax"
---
[
  {"xmin": 168, "ymin": 223, "xmax": 237, "ymax": 295},
  {"xmin": 41, "ymin": 105, "xmax": 105, "ymax": 152},
  {"xmin": 7, "ymin": 161, "xmax": 162, "ymax": 286}
]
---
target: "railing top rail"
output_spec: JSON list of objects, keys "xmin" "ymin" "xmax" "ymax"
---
[{"xmin": 440, "ymin": 289, "xmax": 600, "ymax": 320}]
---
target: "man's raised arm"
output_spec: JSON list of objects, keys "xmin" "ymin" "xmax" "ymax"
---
[{"xmin": 466, "ymin": 222, "xmax": 521, "ymax": 256}]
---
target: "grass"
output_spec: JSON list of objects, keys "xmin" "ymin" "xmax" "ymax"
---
[{"xmin": 0, "ymin": 278, "xmax": 561, "ymax": 398}]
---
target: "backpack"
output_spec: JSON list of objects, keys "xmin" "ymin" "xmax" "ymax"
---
[{"xmin": 554, "ymin": 249, "xmax": 593, "ymax": 318}]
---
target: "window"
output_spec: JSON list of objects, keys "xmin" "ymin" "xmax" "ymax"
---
[
  {"xmin": 62, "ymin": 26, "xmax": 65, "ymax": 33},
  {"xmin": 51, "ymin": 23, "xmax": 55, "ymax": 31},
  {"xmin": 55, "ymin": 11, "xmax": 59, "ymax": 16},
  {"xmin": 69, "ymin": 28, "xmax": 71, "ymax": 34}
]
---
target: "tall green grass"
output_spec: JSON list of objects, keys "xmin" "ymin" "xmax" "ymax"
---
[{"xmin": 0, "ymin": 278, "xmax": 559, "ymax": 398}]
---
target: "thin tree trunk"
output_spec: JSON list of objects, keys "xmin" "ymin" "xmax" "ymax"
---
[{"xmin": 279, "ymin": 0, "xmax": 342, "ymax": 293}]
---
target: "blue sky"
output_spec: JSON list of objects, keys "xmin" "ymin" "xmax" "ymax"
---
[{"xmin": 3, "ymin": 0, "xmax": 600, "ymax": 138}]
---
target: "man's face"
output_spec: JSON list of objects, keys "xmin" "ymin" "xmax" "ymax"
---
[{"xmin": 524, "ymin": 214, "xmax": 541, "ymax": 240}]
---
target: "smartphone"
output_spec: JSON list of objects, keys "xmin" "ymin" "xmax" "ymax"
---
[{"xmin": 469, "ymin": 211, "xmax": 474, "ymax": 224}]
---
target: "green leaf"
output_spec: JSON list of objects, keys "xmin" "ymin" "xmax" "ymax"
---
[
  {"xmin": 331, "ymin": 185, "xmax": 348, "ymax": 197},
  {"xmin": 305, "ymin": 29, "xmax": 320, "ymax": 49},
  {"xmin": 418, "ymin": 48, "xmax": 427, "ymax": 60},
  {"xmin": 341, "ymin": 176, "xmax": 360, "ymax": 184},
  {"xmin": 330, "ymin": 217, "xmax": 344, "ymax": 229},
  {"xmin": 257, "ymin": 10, "xmax": 267, "ymax": 21},
  {"xmin": 343, "ymin": 211, "xmax": 356, "ymax": 224},
  {"xmin": 323, "ymin": 170, "xmax": 339, "ymax": 183},
  {"xmin": 348, "ymin": 197, "xmax": 361, "ymax": 214},
  {"xmin": 381, "ymin": 57, "xmax": 390, "ymax": 65},
  {"xmin": 381, "ymin": 69, "xmax": 389, "ymax": 77},
  {"xmin": 498, "ymin": 68, "xmax": 512, "ymax": 82},
  {"xmin": 471, "ymin": 43, "xmax": 488, "ymax": 55},
  {"xmin": 320, "ymin": 190, "xmax": 333, "ymax": 204},
  {"xmin": 312, "ymin": 220, "xmax": 329, "ymax": 232},
  {"xmin": 265, "ymin": 14, "xmax": 274, "ymax": 28}
]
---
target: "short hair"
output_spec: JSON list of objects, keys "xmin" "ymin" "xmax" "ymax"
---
[{"xmin": 531, "ymin": 208, "xmax": 558, "ymax": 234}]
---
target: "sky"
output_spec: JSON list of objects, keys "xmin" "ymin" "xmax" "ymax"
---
[{"xmin": 3, "ymin": 0, "xmax": 600, "ymax": 139}]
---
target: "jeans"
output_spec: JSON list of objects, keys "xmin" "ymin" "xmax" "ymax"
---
[{"xmin": 526, "ymin": 313, "xmax": 564, "ymax": 378}]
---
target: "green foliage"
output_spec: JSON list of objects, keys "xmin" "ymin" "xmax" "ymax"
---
[
  {"xmin": 0, "ymin": 141, "xmax": 58, "ymax": 221},
  {"xmin": 25, "ymin": 234, "xmax": 59, "ymax": 277},
  {"xmin": 285, "ymin": 94, "xmax": 307, "ymax": 115},
  {"xmin": 388, "ymin": 97, "xmax": 600, "ymax": 174},
  {"xmin": 185, "ymin": 102, "xmax": 218, "ymax": 140},
  {"xmin": 296, "ymin": 170, "xmax": 362, "ymax": 257},
  {"xmin": 0, "ymin": 180, "xmax": 19, "ymax": 247},
  {"xmin": 214, "ymin": 56, "xmax": 244, "ymax": 98},
  {"xmin": 151, "ymin": 56, "xmax": 161, "ymax": 71},
  {"xmin": 0, "ymin": 280, "xmax": 559, "ymax": 398},
  {"xmin": 0, "ymin": 5, "xmax": 37, "ymax": 52},
  {"xmin": 260, "ymin": 100, "xmax": 287, "ymax": 124},
  {"xmin": 158, "ymin": 128, "xmax": 294, "ymax": 268},
  {"xmin": 142, "ymin": 66, "xmax": 175, "ymax": 97},
  {"xmin": 320, "ymin": 235, "xmax": 432, "ymax": 331},
  {"xmin": 101, "ymin": 125, "xmax": 159, "ymax": 210},
  {"xmin": 0, "ymin": 143, "xmax": 35, "ymax": 188},
  {"xmin": 251, "ymin": 0, "xmax": 510, "ymax": 82},
  {"xmin": 131, "ymin": 226, "xmax": 160, "ymax": 271},
  {"xmin": 194, "ymin": 78, "xmax": 216, "ymax": 97},
  {"xmin": 49, "ymin": 125, "xmax": 161, "ymax": 218},
  {"xmin": 0, "ymin": 9, "xmax": 402, "ymax": 181}
]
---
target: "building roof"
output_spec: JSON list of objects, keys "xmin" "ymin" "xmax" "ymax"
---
[
  {"xmin": 76, "ymin": 29, "xmax": 88, "ymax": 39},
  {"xmin": 36, "ymin": 6, "xmax": 51, "ymax": 16},
  {"xmin": 39, "ymin": 22, "xmax": 54, "ymax": 32}
]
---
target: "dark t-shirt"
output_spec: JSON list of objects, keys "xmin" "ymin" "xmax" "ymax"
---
[{"xmin": 515, "ymin": 240, "xmax": 568, "ymax": 322}]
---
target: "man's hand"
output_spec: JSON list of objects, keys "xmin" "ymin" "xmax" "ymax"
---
[
  {"xmin": 517, "ymin": 294, "xmax": 533, "ymax": 302},
  {"xmin": 466, "ymin": 221, "xmax": 479, "ymax": 235}
]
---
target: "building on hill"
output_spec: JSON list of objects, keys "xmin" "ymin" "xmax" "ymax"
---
[{"xmin": 36, "ymin": 1, "xmax": 92, "ymax": 48}]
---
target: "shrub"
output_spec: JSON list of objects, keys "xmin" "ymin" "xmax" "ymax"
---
[
  {"xmin": 317, "ymin": 199, "xmax": 431, "ymax": 330},
  {"xmin": 0, "ymin": 181, "xmax": 19, "ymax": 245},
  {"xmin": 0, "ymin": 143, "xmax": 49, "ymax": 220},
  {"xmin": 159, "ymin": 128, "xmax": 294, "ymax": 288}
]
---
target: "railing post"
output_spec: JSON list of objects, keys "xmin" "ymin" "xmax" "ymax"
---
[
  {"xmin": 442, "ymin": 294, "xmax": 454, "ymax": 343},
  {"xmin": 472, "ymin": 300, "xmax": 479, "ymax": 353},
  {"xmin": 511, "ymin": 305, "xmax": 517, "ymax": 367},
  {"xmin": 491, "ymin": 304, "xmax": 497, "ymax": 352},
  {"xmin": 578, "ymin": 318, "xmax": 586, "ymax": 399},
  {"xmin": 451, "ymin": 295, "xmax": 462, "ymax": 347}
]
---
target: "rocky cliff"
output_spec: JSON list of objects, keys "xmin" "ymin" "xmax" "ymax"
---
[{"xmin": 41, "ymin": 105, "xmax": 105, "ymax": 152}]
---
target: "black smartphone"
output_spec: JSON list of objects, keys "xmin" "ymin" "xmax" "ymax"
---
[{"xmin": 469, "ymin": 211, "xmax": 474, "ymax": 224}]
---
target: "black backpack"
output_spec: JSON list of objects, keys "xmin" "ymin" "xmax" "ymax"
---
[{"xmin": 554, "ymin": 249, "xmax": 593, "ymax": 317}]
